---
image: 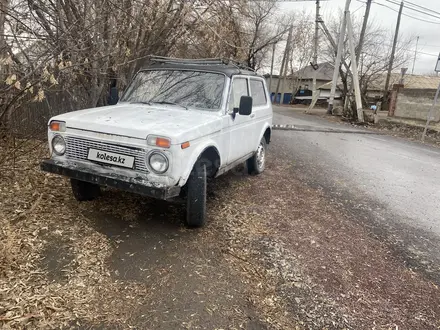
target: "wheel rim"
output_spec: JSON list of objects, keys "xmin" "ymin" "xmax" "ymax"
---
[{"xmin": 256, "ymin": 142, "xmax": 265, "ymax": 170}]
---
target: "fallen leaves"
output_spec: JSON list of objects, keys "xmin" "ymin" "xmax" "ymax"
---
[{"xmin": 0, "ymin": 140, "xmax": 146, "ymax": 328}]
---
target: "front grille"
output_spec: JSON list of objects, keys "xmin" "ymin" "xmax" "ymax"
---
[{"xmin": 65, "ymin": 136, "xmax": 148, "ymax": 173}]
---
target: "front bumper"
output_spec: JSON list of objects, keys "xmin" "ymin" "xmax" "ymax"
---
[{"xmin": 40, "ymin": 159, "xmax": 180, "ymax": 200}]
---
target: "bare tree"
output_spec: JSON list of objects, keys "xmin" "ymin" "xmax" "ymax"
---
[
  {"xmin": 288, "ymin": 11, "xmax": 315, "ymax": 97},
  {"xmin": 321, "ymin": 12, "xmax": 413, "ymax": 118},
  {"xmin": 0, "ymin": 0, "xmax": 6, "ymax": 57},
  {"xmin": 175, "ymin": 0, "xmax": 287, "ymax": 70},
  {"xmin": 0, "ymin": 0, "xmax": 9, "ymax": 133},
  {"xmin": 242, "ymin": 1, "xmax": 287, "ymax": 70},
  {"xmin": 0, "ymin": 0, "xmax": 291, "ymax": 136},
  {"xmin": 0, "ymin": 0, "xmax": 197, "ymax": 129}
]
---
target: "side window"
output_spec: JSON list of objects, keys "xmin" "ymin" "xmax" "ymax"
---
[
  {"xmin": 229, "ymin": 78, "xmax": 249, "ymax": 111},
  {"xmin": 250, "ymin": 79, "xmax": 267, "ymax": 106}
]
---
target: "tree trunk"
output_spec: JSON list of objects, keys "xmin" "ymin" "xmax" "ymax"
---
[
  {"xmin": 0, "ymin": 0, "xmax": 9, "ymax": 134},
  {"xmin": 0, "ymin": 0, "xmax": 6, "ymax": 55}
]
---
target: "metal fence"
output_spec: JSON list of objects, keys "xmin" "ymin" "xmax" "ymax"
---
[{"xmin": 9, "ymin": 90, "xmax": 88, "ymax": 139}]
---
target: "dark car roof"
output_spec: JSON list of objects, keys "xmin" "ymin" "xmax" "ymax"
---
[{"xmin": 141, "ymin": 63, "xmax": 261, "ymax": 78}]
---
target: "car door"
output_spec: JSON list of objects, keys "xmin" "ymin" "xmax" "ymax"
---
[
  {"xmin": 225, "ymin": 76, "xmax": 256, "ymax": 164},
  {"xmin": 249, "ymin": 77, "xmax": 272, "ymax": 150}
]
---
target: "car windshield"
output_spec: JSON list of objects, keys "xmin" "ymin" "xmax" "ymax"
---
[{"xmin": 121, "ymin": 70, "xmax": 226, "ymax": 111}]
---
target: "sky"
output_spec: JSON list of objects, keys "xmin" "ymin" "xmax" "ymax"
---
[{"xmin": 280, "ymin": 0, "xmax": 440, "ymax": 75}]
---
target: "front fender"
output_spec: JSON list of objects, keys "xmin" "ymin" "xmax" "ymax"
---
[
  {"xmin": 254, "ymin": 124, "xmax": 272, "ymax": 150},
  {"xmin": 178, "ymin": 139, "xmax": 222, "ymax": 187}
]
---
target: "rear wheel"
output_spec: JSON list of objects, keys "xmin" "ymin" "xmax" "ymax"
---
[
  {"xmin": 70, "ymin": 179, "xmax": 101, "ymax": 201},
  {"xmin": 186, "ymin": 161, "xmax": 207, "ymax": 228},
  {"xmin": 247, "ymin": 137, "xmax": 266, "ymax": 175}
]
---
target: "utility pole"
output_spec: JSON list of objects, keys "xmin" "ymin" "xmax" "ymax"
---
[
  {"xmin": 347, "ymin": 14, "xmax": 364, "ymax": 122},
  {"xmin": 319, "ymin": 21, "xmax": 351, "ymax": 74},
  {"xmin": 412, "ymin": 36, "xmax": 419, "ymax": 75},
  {"xmin": 384, "ymin": 1, "xmax": 404, "ymax": 97},
  {"xmin": 308, "ymin": 0, "xmax": 320, "ymax": 110},
  {"xmin": 313, "ymin": 0, "xmax": 319, "ymax": 67},
  {"xmin": 281, "ymin": 31, "xmax": 293, "ymax": 105},
  {"xmin": 344, "ymin": 0, "xmax": 372, "ymax": 114},
  {"xmin": 327, "ymin": 0, "xmax": 351, "ymax": 114},
  {"xmin": 275, "ymin": 24, "xmax": 293, "ymax": 104},
  {"xmin": 356, "ymin": 0, "xmax": 372, "ymax": 64},
  {"xmin": 269, "ymin": 42, "xmax": 276, "ymax": 96}
]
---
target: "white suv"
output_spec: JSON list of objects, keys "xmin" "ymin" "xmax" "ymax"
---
[{"xmin": 41, "ymin": 57, "xmax": 273, "ymax": 227}]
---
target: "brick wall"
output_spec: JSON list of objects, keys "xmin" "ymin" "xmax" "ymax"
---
[{"xmin": 395, "ymin": 88, "xmax": 440, "ymax": 122}]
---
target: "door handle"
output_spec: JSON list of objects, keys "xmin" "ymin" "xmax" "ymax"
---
[{"xmin": 250, "ymin": 114, "xmax": 255, "ymax": 118}]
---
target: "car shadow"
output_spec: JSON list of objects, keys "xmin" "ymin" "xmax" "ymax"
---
[
  {"xmin": 78, "ymin": 167, "xmax": 248, "ymax": 282},
  {"xmin": 60, "ymin": 164, "xmax": 265, "ymax": 328}
]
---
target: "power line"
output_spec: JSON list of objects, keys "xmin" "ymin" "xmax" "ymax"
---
[
  {"xmin": 377, "ymin": 38, "xmax": 438, "ymax": 57},
  {"xmin": 356, "ymin": 0, "xmax": 440, "ymax": 24},
  {"xmin": 399, "ymin": 12, "xmax": 440, "ymax": 25},
  {"xmin": 352, "ymin": 3, "xmax": 365, "ymax": 14},
  {"xmin": 359, "ymin": 38, "xmax": 438, "ymax": 57},
  {"xmin": 410, "ymin": 50, "xmax": 438, "ymax": 58},
  {"xmin": 373, "ymin": 1, "xmax": 440, "ymax": 25},
  {"xmin": 384, "ymin": 0, "xmax": 440, "ymax": 20},
  {"xmin": 403, "ymin": 0, "xmax": 440, "ymax": 17},
  {"xmin": 385, "ymin": 0, "xmax": 440, "ymax": 18},
  {"xmin": 341, "ymin": 2, "xmax": 440, "ymax": 57},
  {"xmin": 421, "ymin": 43, "xmax": 440, "ymax": 49}
]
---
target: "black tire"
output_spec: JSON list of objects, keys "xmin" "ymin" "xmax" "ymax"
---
[
  {"xmin": 247, "ymin": 137, "xmax": 267, "ymax": 175},
  {"xmin": 186, "ymin": 161, "xmax": 207, "ymax": 228},
  {"xmin": 70, "ymin": 178, "xmax": 101, "ymax": 201}
]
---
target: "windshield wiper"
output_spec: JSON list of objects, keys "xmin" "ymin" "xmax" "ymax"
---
[
  {"xmin": 130, "ymin": 101, "xmax": 152, "ymax": 105},
  {"xmin": 149, "ymin": 100, "xmax": 188, "ymax": 110}
]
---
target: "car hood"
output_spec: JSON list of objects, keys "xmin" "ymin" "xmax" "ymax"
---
[{"xmin": 52, "ymin": 103, "xmax": 222, "ymax": 143}]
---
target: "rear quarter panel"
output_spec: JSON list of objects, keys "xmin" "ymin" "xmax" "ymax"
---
[{"xmin": 250, "ymin": 77, "xmax": 273, "ymax": 150}]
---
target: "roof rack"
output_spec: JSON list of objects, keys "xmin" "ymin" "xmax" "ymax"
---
[{"xmin": 148, "ymin": 55, "xmax": 256, "ymax": 72}]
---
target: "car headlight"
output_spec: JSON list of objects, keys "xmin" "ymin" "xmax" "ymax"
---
[
  {"xmin": 147, "ymin": 135, "xmax": 171, "ymax": 148},
  {"xmin": 148, "ymin": 151, "xmax": 169, "ymax": 174},
  {"xmin": 51, "ymin": 135, "xmax": 66, "ymax": 156}
]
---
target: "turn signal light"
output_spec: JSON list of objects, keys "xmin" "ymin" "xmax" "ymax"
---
[
  {"xmin": 181, "ymin": 141, "xmax": 190, "ymax": 149},
  {"xmin": 49, "ymin": 121, "xmax": 66, "ymax": 132},
  {"xmin": 156, "ymin": 137, "xmax": 171, "ymax": 148}
]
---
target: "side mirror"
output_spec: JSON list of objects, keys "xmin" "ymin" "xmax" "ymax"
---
[
  {"xmin": 238, "ymin": 96, "xmax": 252, "ymax": 116},
  {"xmin": 108, "ymin": 87, "xmax": 119, "ymax": 105}
]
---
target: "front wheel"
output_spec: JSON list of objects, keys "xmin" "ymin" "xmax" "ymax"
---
[
  {"xmin": 186, "ymin": 161, "xmax": 207, "ymax": 227},
  {"xmin": 247, "ymin": 137, "xmax": 266, "ymax": 175}
]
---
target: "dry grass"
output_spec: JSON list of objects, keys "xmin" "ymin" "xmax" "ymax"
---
[
  {"xmin": 0, "ymin": 224, "xmax": 19, "ymax": 277},
  {"xmin": 317, "ymin": 112, "xmax": 440, "ymax": 147},
  {"xmin": 0, "ymin": 139, "xmax": 273, "ymax": 329},
  {"xmin": 0, "ymin": 140, "xmax": 147, "ymax": 328}
]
